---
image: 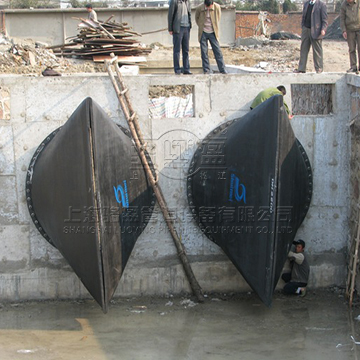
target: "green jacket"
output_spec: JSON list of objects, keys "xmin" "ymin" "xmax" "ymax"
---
[
  {"xmin": 195, "ymin": 2, "xmax": 221, "ymax": 42},
  {"xmin": 250, "ymin": 88, "xmax": 290, "ymax": 114},
  {"xmin": 340, "ymin": 0, "xmax": 360, "ymax": 32}
]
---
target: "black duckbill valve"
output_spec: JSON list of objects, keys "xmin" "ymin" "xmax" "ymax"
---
[
  {"xmin": 26, "ymin": 98, "xmax": 155, "ymax": 313},
  {"xmin": 187, "ymin": 95, "xmax": 312, "ymax": 307}
]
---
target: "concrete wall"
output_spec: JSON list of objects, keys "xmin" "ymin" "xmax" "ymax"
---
[
  {"xmin": 348, "ymin": 76, "xmax": 360, "ymax": 291},
  {"xmin": 1, "ymin": 7, "xmax": 236, "ymax": 47},
  {"xmin": 235, "ymin": 11, "xmax": 339, "ymax": 38},
  {"xmin": 0, "ymin": 72, "xmax": 350, "ymax": 301}
]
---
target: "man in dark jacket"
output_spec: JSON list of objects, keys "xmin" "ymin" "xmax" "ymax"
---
[
  {"xmin": 282, "ymin": 239, "xmax": 310, "ymax": 297},
  {"xmin": 168, "ymin": 0, "xmax": 192, "ymax": 74},
  {"xmin": 294, "ymin": 0, "xmax": 328, "ymax": 73},
  {"xmin": 340, "ymin": 0, "xmax": 360, "ymax": 73}
]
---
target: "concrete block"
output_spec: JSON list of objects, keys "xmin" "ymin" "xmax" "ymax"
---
[
  {"xmin": 116, "ymin": 262, "xmax": 190, "ymax": 296},
  {"xmin": 0, "ymin": 225, "xmax": 29, "ymax": 271},
  {"xmin": 116, "ymin": 260, "xmax": 249, "ymax": 297},
  {"xmin": 0, "ymin": 126, "xmax": 15, "ymax": 175},
  {"xmin": 29, "ymin": 227, "xmax": 68, "ymax": 269},
  {"xmin": 152, "ymin": 126, "xmax": 201, "ymax": 184},
  {"xmin": 13, "ymin": 121, "xmax": 60, "ymax": 224},
  {"xmin": 8, "ymin": 77, "xmax": 27, "ymax": 124},
  {"xmin": 24, "ymin": 76, "xmax": 119, "ymax": 123},
  {"xmin": 291, "ymin": 116, "xmax": 315, "ymax": 167},
  {"xmin": 332, "ymin": 79, "xmax": 349, "ymax": 114},
  {"xmin": 0, "ymin": 85, "xmax": 10, "ymax": 121},
  {"xmin": 54, "ymin": 271, "xmax": 84, "ymax": 299},
  {"xmin": 294, "ymin": 205, "xmax": 348, "ymax": 253},
  {"xmin": 309, "ymin": 263, "xmax": 346, "ymax": 288},
  {"xmin": 194, "ymin": 78, "xmax": 211, "ymax": 116},
  {"xmin": 208, "ymin": 73, "xmax": 303, "ymax": 114},
  {"xmin": 210, "ymin": 74, "xmax": 255, "ymax": 112},
  {"xmin": 128, "ymin": 205, "xmax": 178, "ymax": 261},
  {"xmin": 0, "ymin": 77, "xmax": 26, "ymax": 125},
  {"xmin": 0, "ymin": 273, "xmax": 19, "ymax": 299},
  {"xmin": 0, "ymin": 176, "xmax": 18, "ymax": 225},
  {"xmin": 0, "ymin": 268, "xmax": 86, "ymax": 301},
  {"xmin": 17, "ymin": 268, "xmax": 59, "ymax": 299},
  {"xmin": 312, "ymin": 116, "xmax": 350, "ymax": 207}
]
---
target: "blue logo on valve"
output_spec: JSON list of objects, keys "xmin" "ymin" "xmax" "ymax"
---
[{"xmin": 113, "ymin": 180, "xmax": 129, "ymax": 208}]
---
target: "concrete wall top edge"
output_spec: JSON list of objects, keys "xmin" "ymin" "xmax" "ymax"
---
[
  {"xmin": 235, "ymin": 10, "xmax": 338, "ymax": 14},
  {"xmin": 3, "ymin": 6, "xmax": 235, "ymax": 14},
  {"xmin": 0, "ymin": 73, "xmax": 346, "ymax": 79}
]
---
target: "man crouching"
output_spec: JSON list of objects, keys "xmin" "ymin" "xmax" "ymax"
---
[{"xmin": 282, "ymin": 239, "xmax": 310, "ymax": 297}]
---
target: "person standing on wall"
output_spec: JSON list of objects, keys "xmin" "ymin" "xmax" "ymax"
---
[
  {"xmin": 195, "ymin": 0, "xmax": 227, "ymax": 74},
  {"xmin": 340, "ymin": 0, "xmax": 360, "ymax": 73},
  {"xmin": 294, "ymin": 0, "xmax": 328, "ymax": 74},
  {"xmin": 168, "ymin": 0, "xmax": 192, "ymax": 75},
  {"xmin": 86, "ymin": 4, "xmax": 97, "ymax": 22}
]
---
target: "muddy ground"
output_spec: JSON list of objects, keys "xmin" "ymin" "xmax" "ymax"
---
[{"xmin": 0, "ymin": 289, "xmax": 358, "ymax": 360}]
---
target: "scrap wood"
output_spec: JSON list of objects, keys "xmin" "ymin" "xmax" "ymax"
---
[{"xmin": 50, "ymin": 17, "xmax": 151, "ymax": 61}]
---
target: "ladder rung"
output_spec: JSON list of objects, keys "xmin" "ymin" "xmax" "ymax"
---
[{"xmin": 129, "ymin": 112, "xmax": 136, "ymax": 122}]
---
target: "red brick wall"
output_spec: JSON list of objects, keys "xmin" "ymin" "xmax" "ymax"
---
[{"xmin": 235, "ymin": 11, "xmax": 339, "ymax": 39}]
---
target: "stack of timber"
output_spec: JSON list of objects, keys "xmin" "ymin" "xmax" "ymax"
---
[{"xmin": 49, "ymin": 17, "xmax": 151, "ymax": 64}]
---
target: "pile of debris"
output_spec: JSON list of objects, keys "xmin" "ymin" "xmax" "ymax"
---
[
  {"xmin": 0, "ymin": 35, "xmax": 110, "ymax": 74},
  {"xmin": 0, "ymin": 36, "xmax": 63, "ymax": 74},
  {"xmin": 324, "ymin": 16, "xmax": 343, "ymax": 40},
  {"xmin": 49, "ymin": 17, "xmax": 152, "ymax": 64}
]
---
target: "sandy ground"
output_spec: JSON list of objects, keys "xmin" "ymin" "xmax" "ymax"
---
[
  {"xmin": 146, "ymin": 39, "xmax": 350, "ymax": 74},
  {"xmin": 0, "ymin": 289, "xmax": 357, "ymax": 360},
  {"xmin": 0, "ymin": 38, "xmax": 351, "ymax": 75}
]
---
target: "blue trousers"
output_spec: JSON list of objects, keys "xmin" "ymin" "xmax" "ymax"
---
[
  {"xmin": 200, "ymin": 32, "xmax": 226, "ymax": 74},
  {"xmin": 173, "ymin": 26, "xmax": 190, "ymax": 74}
]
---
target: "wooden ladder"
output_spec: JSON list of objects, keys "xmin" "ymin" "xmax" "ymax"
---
[
  {"xmin": 104, "ymin": 55, "xmax": 204, "ymax": 302},
  {"xmin": 346, "ymin": 208, "xmax": 360, "ymax": 306}
]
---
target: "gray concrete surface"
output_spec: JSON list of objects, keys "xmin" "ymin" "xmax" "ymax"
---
[
  {"xmin": 0, "ymin": 290, "xmax": 357, "ymax": 360},
  {"xmin": 0, "ymin": 72, "xmax": 352, "ymax": 301},
  {"xmin": 2, "ymin": 7, "xmax": 236, "ymax": 46}
]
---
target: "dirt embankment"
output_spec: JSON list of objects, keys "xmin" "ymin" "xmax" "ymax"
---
[{"xmin": 0, "ymin": 35, "xmax": 350, "ymax": 75}]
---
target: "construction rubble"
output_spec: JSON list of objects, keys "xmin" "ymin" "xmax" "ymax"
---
[
  {"xmin": 0, "ymin": 35, "xmax": 106, "ymax": 74},
  {"xmin": 0, "ymin": 33, "xmax": 348, "ymax": 75}
]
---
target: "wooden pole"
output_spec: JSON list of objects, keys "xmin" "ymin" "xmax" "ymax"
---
[{"xmin": 105, "ymin": 56, "xmax": 205, "ymax": 302}]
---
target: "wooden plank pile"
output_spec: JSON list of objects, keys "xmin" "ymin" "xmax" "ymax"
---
[{"xmin": 49, "ymin": 17, "xmax": 152, "ymax": 64}]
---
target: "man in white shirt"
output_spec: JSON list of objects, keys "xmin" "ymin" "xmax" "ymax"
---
[{"xmin": 86, "ymin": 4, "xmax": 97, "ymax": 22}]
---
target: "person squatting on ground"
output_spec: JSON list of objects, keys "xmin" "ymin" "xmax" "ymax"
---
[
  {"xmin": 294, "ymin": 0, "xmax": 328, "ymax": 73},
  {"xmin": 195, "ymin": 0, "xmax": 227, "ymax": 74},
  {"xmin": 282, "ymin": 239, "xmax": 310, "ymax": 297},
  {"xmin": 340, "ymin": 0, "xmax": 360, "ymax": 73},
  {"xmin": 250, "ymin": 86, "xmax": 292, "ymax": 118},
  {"xmin": 168, "ymin": 0, "xmax": 192, "ymax": 74},
  {"xmin": 86, "ymin": 4, "xmax": 97, "ymax": 22}
]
